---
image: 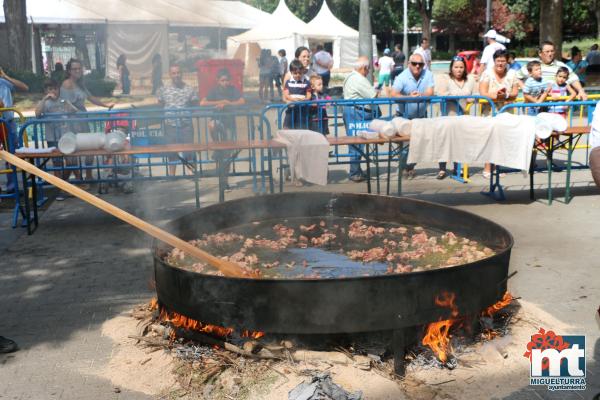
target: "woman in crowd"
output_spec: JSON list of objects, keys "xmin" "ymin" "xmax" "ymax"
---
[
  {"xmin": 436, "ymin": 55, "xmax": 476, "ymax": 179},
  {"xmin": 478, "ymin": 49, "xmax": 519, "ymax": 178},
  {"xmin": 116, "ymin": 54, "xmax": 131, "ymax": 95},
  {"xmin": 60, "ymin": 58, "xmax": 115, "ymax": 183},
  {"xmin": 283, "ymin": 46, "xmax": 314, "ymax": 86}
]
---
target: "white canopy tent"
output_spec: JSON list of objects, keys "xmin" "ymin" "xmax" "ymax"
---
[
  {"xmin": 0, "ymin": 0, "xmax": 106, "ymax": 24},
  {"xmin": 306, "ymin": 1, "xmax": 374, "ymax": 68},
  {"xmin": 226, "ymin": 0, "xmax": 310, "ymax": 68},
  {"xmin": 167, "ymin": 0, "xmax": 270, "ymax": 30}
]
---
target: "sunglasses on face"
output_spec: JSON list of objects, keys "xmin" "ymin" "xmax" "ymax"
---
[{"xmin": 410, "ymin": 61, "xmax": 425, "ymax": 67}]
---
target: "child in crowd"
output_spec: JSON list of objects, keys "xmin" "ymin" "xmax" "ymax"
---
[
  {"xmin": 523, "ymin": 60, "xmax": 551, "ymax": 115},
  {"xmin": 507, "ymin": 52, "xmax": 522, "ymax": 71},
  {"xmin": 548, "ymin": 67, "xmax": 577, "ymax": 117},
  {"xmin": 283, "ymin": 59, "xmax": 311, "ymax": 129},
  {"xmin": 308, "ymin": 75, "xmax": 330, "ymax": 135},
  {"xmin": 34, "ymin": 79, "xmax": 79, "ymax": 199}
]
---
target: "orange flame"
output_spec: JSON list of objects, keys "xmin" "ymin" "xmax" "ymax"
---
[
  {"xmin": 149, "ymin": 298, "xmax": 158, "ymax": 311},
  {"xmin": 155, "ymin": 304, "xmax": 265, "ymax": 341},
  {"xmin": 482, "ymin": 292, "xmax": 513, "ymax": 317},
  {"xmin": 422, "ymin": 292, "xmax": 459, "ymax": 363}
]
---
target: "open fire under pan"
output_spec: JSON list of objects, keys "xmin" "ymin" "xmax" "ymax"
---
[{"xmin": 153, "ymin": 192, "xmax": 513, "ymax": 374}]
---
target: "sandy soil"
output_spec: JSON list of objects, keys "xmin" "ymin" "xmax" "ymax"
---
[
  {"xmin": 96, "ymin": 314, "xmax": 178, "ymax": 395},
  {"xmin": 90, "ymin": 300, "xmax": 572, "ymax": 399}
]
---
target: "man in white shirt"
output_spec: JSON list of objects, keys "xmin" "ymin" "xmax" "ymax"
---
[
  {"xmin": 413, "ymin": 38, "xmax": 432, "ymax": 70},
  {"xmin": 312, "ymin": 44, "xmax": 333, "ymax": 88},
  {"xmin": 478, "ymin": 30, "xmax": 506, "ymax": 75}
]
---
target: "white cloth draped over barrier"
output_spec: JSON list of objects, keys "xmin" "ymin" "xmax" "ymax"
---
[
  {"xmin": 275, "ymin": 130, "xmax": 329, "ymax": 186},
  {"xmin": 106, "ymin": 23, "xmax": 169, "ymax": 81},
  {"xmin": 406, "ymin": 113, "xmax": 549, "ymax": 171}
]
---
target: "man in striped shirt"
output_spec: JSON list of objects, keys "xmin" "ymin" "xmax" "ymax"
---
[{"xmin": 516, "ymin": 41, "xmax": 587, "ymax": 100}]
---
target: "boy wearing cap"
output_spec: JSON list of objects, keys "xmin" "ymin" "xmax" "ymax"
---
[
  {"xmin": 479, "ymin": 29, "xmax": 506, "ymax": 75},
  {"xmin": 377, "ymin": 48, "xmax": 395, "ymax": 87}
]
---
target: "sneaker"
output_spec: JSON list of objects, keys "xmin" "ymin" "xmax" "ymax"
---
[
  {"xmin": 436, "ymin": 170, "xmax": 448, "ymax": 180},
  {"xmin": 349, "ymin": 174, "xmax": 365, "ymax": 183},
  {"xmin": 407, "ymin": 170, "xmax": 416, "ymax": 180},
  {"xmin": 0, "ymin": 336, "xmax": 18, "ymax": 353}
]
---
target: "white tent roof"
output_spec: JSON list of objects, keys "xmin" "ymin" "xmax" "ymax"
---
[
  {"xmin": 0, "ymin": 0, "xmax": 268, "ymax": 28},
  {"xmin": 228, "ymin": 0, "xmax": 309, "ymax": 42},
  {"xmin": 0, "ymin": 0, "xmax": 106, "ymax": 24},
  {"xmin": 306, "ymin": 0, "xmax": 358, "ymax": 38},
  {"xmin": 121, "ymin": 0, "xmax": 220, "ymax": 27},
  {"xmin": 211, "ymin": 1, "xmax": 271, "ymax": 29},
  {"xmin": 164, "ymin": 0, "xmax": 268, "ymax": 30},
  {"xmin": 65, "ymin": 0, "xmax": 166, "ymax": 24}
]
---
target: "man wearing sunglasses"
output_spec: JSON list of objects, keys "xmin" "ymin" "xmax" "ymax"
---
[{"xmin": 391, "ymin": 53, "xmax": 434, "ymax": 179}]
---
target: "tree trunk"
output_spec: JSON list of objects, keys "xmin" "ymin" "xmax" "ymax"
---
[
  {"xmin": 358, "ymin": 0, "xmax": 373, "ymax": 82},
  {"xmin": 539, "ymin": 0, "xmax": 563, "ymax": 58},
  {"xmin": 595, "ymin": 8, "xmax": 600, "ymax": 40},
  {"xmin": 415, "ymin": 0, "xmax": 433, "ymax": 41},
  {"xmin": 3, "ymin": 0, "xmax": 31, "ymax": 71}
]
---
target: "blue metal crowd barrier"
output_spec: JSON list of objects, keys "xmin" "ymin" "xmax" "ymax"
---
[{"xmin": 15, "ymin": 106, "xmax": 273, "ymax": 217}]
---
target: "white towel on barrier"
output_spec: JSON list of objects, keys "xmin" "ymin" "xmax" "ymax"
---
[
  {"xmin": 407, "ymin": 113, "xmax": 538, "ymax": 171},
  {"xmin": 275, "ymin": 130, "xmax": 329, "ymax": 186},
  {"xmin": 16, "ymin": 146, "xmax": 57, "ymax": 154}
]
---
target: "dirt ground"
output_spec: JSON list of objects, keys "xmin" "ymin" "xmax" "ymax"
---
[{"xmin": 93, "ymin": 298, "xmax": 579, "ymax": 400}]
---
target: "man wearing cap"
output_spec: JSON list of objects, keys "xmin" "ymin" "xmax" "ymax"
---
[
  {"xmin": 478, "ymin": 29, "xmax": 506, "ymax": 75},
  {"xmin": 413, "ymin": 38, "xmax": 432, "ymax": 70},
  {"xmin": 313, "ymin": 44, "xmax": 333, "ymax": 88},
  {"xmin": 377, "ymin": 48, "xmax": 395, "ymax": 87},
  {"xmin": 516, "ymin": 41, "xmax": 587, "ymax": 100}
]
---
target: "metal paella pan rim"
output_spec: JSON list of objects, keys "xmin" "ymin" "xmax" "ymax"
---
[
  {"xmin": 152, "ymin": 192, "xmax": 514, "ymax": 283},
  {"xmin": 153, "ymin": 192, "xmax": 513, "ymax": 333}
]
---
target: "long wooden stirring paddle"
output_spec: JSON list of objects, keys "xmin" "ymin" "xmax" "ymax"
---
[{"xmin": 0, "ymin": 150, "xmax": 246, "ymax": 278}]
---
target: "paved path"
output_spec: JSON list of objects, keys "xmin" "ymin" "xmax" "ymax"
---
[{"xmin": 0, "ymin": 160, "xmax": 599, "ymax": 399}]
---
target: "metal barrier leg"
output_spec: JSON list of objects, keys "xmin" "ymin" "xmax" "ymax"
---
[
  {"xmin": 565, "ymin": 136, "xmax": 574, "ymax": 204},
  {"xmin": 194, "ymin": 153, "xmax": 200, "ymax": 208},
  {"xmin": 375, "ymin": 145, "xmax": 380, "ymax": 194},
  {"xmin": 529, "ymin": 151, "xmax": 536, "ymax": 200},
  {"xmin": 386, "ymin": 142, "xmax": 392, "ymax": 196},
  {"xmin": 547, "ymin": 151, "xmax": 553, "ymax": 205}
]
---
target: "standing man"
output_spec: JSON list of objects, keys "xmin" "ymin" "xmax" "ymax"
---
[
  {"xmin": 157, "ymin": 65, "xmax": 199, "ymax": 175},
  {"xmin": 0, "ymin": 67, "xmax": 29, "ymax": 193},
  {"xmin": 391, "ymin": 53, "xmax": 434, "ymax": 179},
  {"xmin": 413, "ymin": 38, "xmax": 432, "ymax": 70},
  {"xmin": 516, "ymin": 41, "xmax": 587, "ymax": 100},
  {"xmin": 313, "ymin": 44, "xmax": 334, "ymax": 88},
  {"xmin": 342, "ymin": 56, "xmax": 381, "ymax": 182},
  {"xmin": 478, "ymin": 30, "xmax": 506, "ymax": 75}
]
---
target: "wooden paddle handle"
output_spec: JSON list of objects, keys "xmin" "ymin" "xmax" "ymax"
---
[{"xmin": 0, "ymin": 150, "xmax": 245, "ymax": 278}]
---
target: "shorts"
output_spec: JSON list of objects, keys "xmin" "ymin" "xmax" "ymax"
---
[{"xmin": 165, "ymin": 124, "xmax": 195, "ymax": 161}]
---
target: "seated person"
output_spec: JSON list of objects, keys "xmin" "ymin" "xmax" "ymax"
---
[{"xmin": 200, "ymin": 68, "xmax": 245, "ymax": 190}]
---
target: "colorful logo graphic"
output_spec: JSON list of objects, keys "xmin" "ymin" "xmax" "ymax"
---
[{"xmin": 524, "ymin": 328, "xmax": 586, "ymax": 391}]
